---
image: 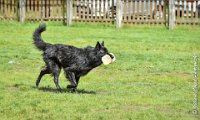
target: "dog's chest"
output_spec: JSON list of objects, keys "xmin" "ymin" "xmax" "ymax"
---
[{"xmin": 77, "ymin": 69, "xmax": 91, "ymax": 77}]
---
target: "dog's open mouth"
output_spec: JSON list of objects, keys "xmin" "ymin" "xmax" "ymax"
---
[{"xmin": 101, "ymin": 53, "xmax": 116, "ymax": 65}]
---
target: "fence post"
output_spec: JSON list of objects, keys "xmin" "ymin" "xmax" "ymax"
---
[
  {"xmin": 116, "ymin": 0, "xmax": 122, "ymax": 28},
  {"xmin": 42, "ymin": 0, "xmax": 45, "ymax": 21},
  {"xmin": 66, "ymin": 0, "xmax": 73, "ymax": 26},
  {"xmin": 19, "ymin": 0, "xmax": 26, "ymax": 22},
  {"xmin": 168, "ymin": 0, "xmax": 175, "ymax": 30}
]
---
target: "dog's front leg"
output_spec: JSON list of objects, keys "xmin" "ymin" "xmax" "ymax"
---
[
  {"xmin": 65, "ymin": 71, "xmax": 78, "ymax": 93},
  {"xmin": 54, "ymin": 75, "xmax": 62, "ymax": 93}
]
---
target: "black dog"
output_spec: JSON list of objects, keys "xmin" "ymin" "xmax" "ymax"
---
[{"xmin": 33, "ymin": 24, "xmax": 115, "ymax": 93}]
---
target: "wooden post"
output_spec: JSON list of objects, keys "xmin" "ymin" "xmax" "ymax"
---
[
  {"xmin": 112, "ymin": 0, "xmax": 114, "ymax": 24},
  {"xmin": 168, "ymin": 0, "xmax": 175, "ymax": 30},
  {"xmin": 66, "ymin": 0, "xmax": 73, "ymax": 26},
  {"xmin": 116, "ymin": 0, "xmax": 122, "ymax": 28},
  {"xmin": 19, "ymin": 0, "xmax": 26, "ymax": 22},
  {"xmin": 42, "ymin": 0, "xmax": 45, "ymax": 21}
]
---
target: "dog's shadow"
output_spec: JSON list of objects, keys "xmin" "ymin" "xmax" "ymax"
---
[{"xmin": 34, "ymin": 86, "xmax": 96, "ymax": 95}]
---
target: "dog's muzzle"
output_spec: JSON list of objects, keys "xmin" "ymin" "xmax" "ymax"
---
[{"xmin": 101, "ymin": 53, "xmax": 116, "ymax": 65}]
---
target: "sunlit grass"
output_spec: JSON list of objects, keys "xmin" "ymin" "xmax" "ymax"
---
[{"xmin": 0, "ymin": 21, "xmax": 200, "ymax": 120}]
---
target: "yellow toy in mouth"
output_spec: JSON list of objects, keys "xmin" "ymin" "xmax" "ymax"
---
[{"xmin": 101, "ymin": 53, "xmax": 116, "ymax": 65}]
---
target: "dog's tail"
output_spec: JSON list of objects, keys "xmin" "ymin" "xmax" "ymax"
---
[{"xmin": 33, "ymin": 24, "xmax": 51, "ymax": 51}]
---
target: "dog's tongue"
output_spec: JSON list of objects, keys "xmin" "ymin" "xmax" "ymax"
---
[{"xmin": 102, "ymin": 54, "xmax": 112, "ymax": 65}]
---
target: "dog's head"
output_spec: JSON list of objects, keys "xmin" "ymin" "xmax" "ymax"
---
[{"xmin": 95, "ymin": 41, "xmax": 116, "ymax": 65}]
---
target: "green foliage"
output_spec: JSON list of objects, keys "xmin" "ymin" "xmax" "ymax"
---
[{"xmin": 0, "ymin": 22, "xmax": 200, "ymax": 120}]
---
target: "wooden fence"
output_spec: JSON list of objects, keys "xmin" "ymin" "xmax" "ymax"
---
[
  {"xmin": 73, "ymin": 0, "xmax": 115, "ymax": 23},
  {"xmin": 73, "ymin": 0, "xmax": 166, "ymax": 24},
  {"xmin": 175, "ymin": 0, "xmax": 200, "ymax": 24},
  {"xmin": 0, "ymin": 0, "xmax": 18, "ymax": 20},
  {"xmin": 122, "ymin": 0, "xmax": 166, "ymax": 24},
  {"xmin": 25, "ymin": 0, "xmax": 65, "ymax": 21},
  {"xmin": 0, "ymin": 0, "xmax": 200, "ymax": 26},
  {"xmin": 0, "ymin": 0, "xmax": 65, "ymax": 21}
]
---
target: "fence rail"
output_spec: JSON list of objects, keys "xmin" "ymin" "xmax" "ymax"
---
[{"xmin": 0, "ymin": 0, "xmax": 200, "ymax": 27}]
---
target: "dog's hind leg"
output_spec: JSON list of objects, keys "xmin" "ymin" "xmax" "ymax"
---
[{"xmin": 36, "ymin": 68, "xmax": 50, "ymax": 87}]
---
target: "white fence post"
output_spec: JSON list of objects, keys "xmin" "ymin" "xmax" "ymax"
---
[
  {"xmin": 116, "ymin": 0, "xmax": 122, "ymax": 28},
  {"xmin": 19, "ymin": 0, "xmax": 26, "ymax": 22},
  {"xmin": 168, "ymin": 0, "xmax": 175, "ymax": 30},
  {"xmin": 66, "ymin": 0, "xmax": 73, "ymax": 26},
  {"xmin": 42, "ymin": 0, "xmax": 45, "ymax": 21}
]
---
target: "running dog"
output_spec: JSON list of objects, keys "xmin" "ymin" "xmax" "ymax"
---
[{"xmin": 33, "ymin": 24, "xmax": 115, "ymax": 93}]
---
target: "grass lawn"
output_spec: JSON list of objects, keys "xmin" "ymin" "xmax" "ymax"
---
[{"xmin": 0, "ymin": 21, "xmax": 200, "ymax": 120}]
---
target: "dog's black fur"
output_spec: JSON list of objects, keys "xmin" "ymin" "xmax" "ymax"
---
[{"xmin": 33, "ymin": 24, "xmax": 114, "ymax": 93}]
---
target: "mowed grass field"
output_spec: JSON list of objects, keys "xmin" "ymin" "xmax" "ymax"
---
[{"xmin": 0, "ymin": 22, "xmax": 200, "ymax": 120}]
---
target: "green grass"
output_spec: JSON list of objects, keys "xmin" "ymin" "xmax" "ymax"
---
[{"xmin": 0, "ymin": 21, "xmax": 200, "ymax": 120}]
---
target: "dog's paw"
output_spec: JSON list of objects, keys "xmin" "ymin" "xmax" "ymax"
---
[
  {"xmin": 57, "ymin": 88, "xmax": 62, "ymax": 93},
  {"xmin": 72, "ymin": 88, "xmax": 79, "ymax": 94}
]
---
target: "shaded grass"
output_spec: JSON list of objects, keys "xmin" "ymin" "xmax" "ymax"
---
[{"xmin": 0, "ymin": 21, "xmax": 200, "ymax": 120}]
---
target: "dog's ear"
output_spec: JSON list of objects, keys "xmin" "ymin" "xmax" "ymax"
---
[
  {"xmin": 95, "ymin": 42, "xmax": 101, "ymax": 50},
  {"xmin": 101, "ymin": 41, "xmax": 104, "ymax": 46}
]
